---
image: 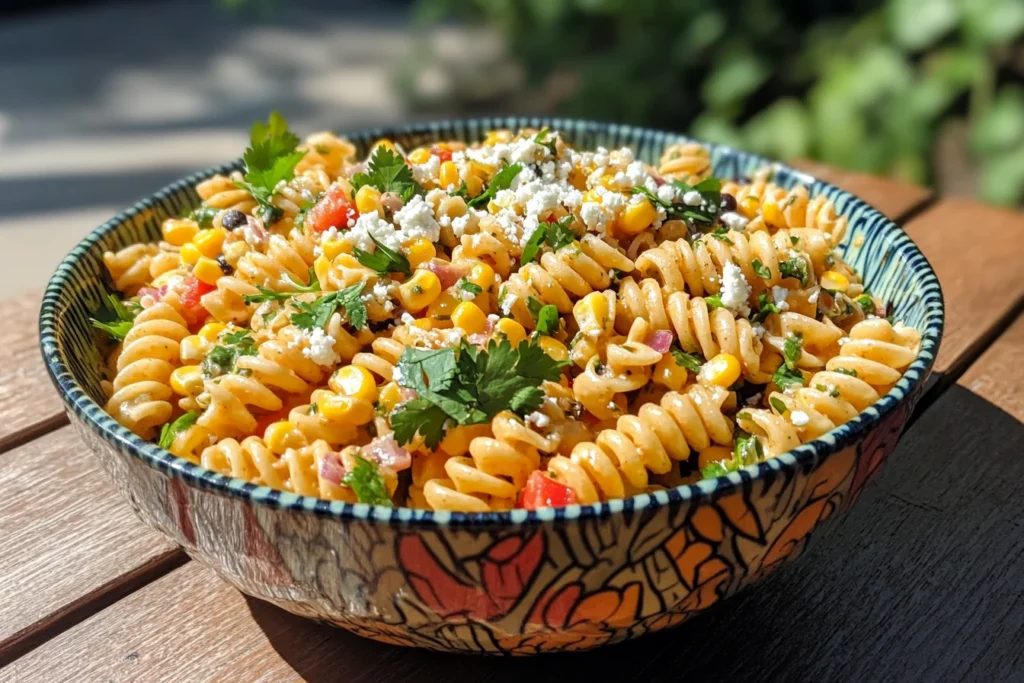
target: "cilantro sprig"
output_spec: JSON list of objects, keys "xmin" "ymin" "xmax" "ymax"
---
[
  {"xmin": 779, "ymin": 257, "xmax": 809, "ymax": 286},
  {"xmin": 458, "ymin": 279, "xmax": 483, "ymax": 296},
  {"xmin": 352, "ymin": 234, "xmax": 412, "ymax": 276},
  {"xmin": 201, "ymin": 329, "xmax": 257, "ymax": 378},
  {"xmin": 632, "ymin": 176, "xmax": 722, "ymax": 225},
  {"xmin": 526, "ymin": 297, "xmax": 560, "ymax": 335},
  {"xmin": 520, "ymin": 215, "xmax": 576, "ymax": 265},
  {"xmin": 390, "ymin": 336, "xmax": 568, "ymax": 448},
  {"xmin": 290, "ymin": 283, "xmax": 367, "ymax": 331},
  {"xmin": 90, "ymin": 293, "xmax": 141, "ymax": 342},
  {"xmin": 671, "ymin": 347, "xmax": 705, "ymax": 373},
  {"xmin": 342, "ymin": 454, "xmax": 393, "ymax": 506},
  {"xmin": 158, "ymin": 411, "xmax": 199, "ymax": 450},
  {"xmin": 351, "ymin": 146, "xmax": 424, "ymax": 203},
  {"xmin": 234, "ymin": 112, "xmax": 307, "ymax": 224},
  {"xmin": 772, "ymin": 333, "xmax": 804, "ymax": 391},
  {"xmin": 750, "ymin": 291, "xmax": 781, "ymax": 323},
  {"xmin": 467, "ymin": 163, "xmax": 522, "ymax": 209}
]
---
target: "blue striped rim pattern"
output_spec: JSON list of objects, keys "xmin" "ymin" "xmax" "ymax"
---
[{"xmin": 39, "ymin": 117, "xmax": 944, "ymax": 527}]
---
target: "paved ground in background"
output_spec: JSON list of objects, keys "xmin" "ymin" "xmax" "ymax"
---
[{"xmin": 0, "ymin": 0, "xmax": 427, "ymax": 296}]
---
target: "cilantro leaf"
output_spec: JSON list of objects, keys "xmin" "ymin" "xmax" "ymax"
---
[
  {"xmin": 390, "ymin": 398, "xmax": 448, "ymax": 449},
  {"xmin": 189, "ymin": 205, "xmax": 218, "ymax": 228},
  {"xmin": 351, "ymin": 146, "xmax": 424, "ymax": 202},
  {"xmin": 773, "ymin": 364, "xmax": 804, "ymax": 391},
  {"xmin": 855, "ymin": 294, "xmax": 876, "ymax": 316},
  {"xmin": 751, "ymin": 291, "xmax": 781, "ymax": 323},
  {"xmin": 233, "ymin": 111, "xmax": 306, "ymax": 223},
  {"xmin": 520, "ymin": 225, "xmax": 548, "ymax": 265},
  {"xmin": 290, "ymin": 283, "xmax": 367, "ymax": 331},
  {"xmin": 734, "ymin": 429, "xmax": 765, "ymax": 465},
  {"xmin": 352, "ymin": 233, "xmax": 411, "ymax": 276},
  {"xmin": 158, "ymin": 411, "xmax": 199, "ymax": 450},
  {"xmin": 783, "ymin": 333, "xmax": 803, "ymax": 370},
  {"xmin": 467, "ymin": 163, "xmax": 522, "ymax": 209},
  {"xmin": 751, "ymin": 258, "xmax": 771, "ymax": 280},
  {"xmin": 779, "ymin": 257, "xmax": 809, "ymax": 285},
  {"xmin": 283, "ymin": 267, "xmax": 321, "ymax": 293},
  {"xmin": 834, "ymin": 367, "xmax": 858, "ymax": 377},
  {"xmin": 201, "ymin": 332, "xmax": 256, "ymax": 378},
  {"xmin": 534, "ymin": 126, "xmax": 557, "ymax": 155},
  {"xmin": 90, "ymin": 293, "xmax": 139, "ymax": 342},
  {"xmin": 671, "ymin": 347, "xmax": 705, "ymax": 373},
  {"xmin": 705, "ymin": 294, "xmax": 726, "ymax": 310},
  {"xmin": 458, "ymin": 279, "xmax": 483, "ymax": 296},
  {"xmin": 769, "ymin": 396, "xmax": 788, "ymax": 414},
  {"xmin": 341, "ymin": 454, "xmax": 393, "ymax": 506},
  {"xmin": 243, "ymin": 286, "xmax": 292, "ymax": 305},
  {"xmin": 534, "ymin": 304, "xmax": 560, "ymax": 335},
  {"xmin": 521, "ymin": 216, "xmax": 576, "ymax": 266},
  {"xmin": 701, "ymin": 459, "xmax": 740, "ymax": 479},
  {"xmin": 526, "ymin": 296, "xmax": 544, "ymax": 320},
  {"xmin": 707, "ymin": 227, "xmax": 733, "ymax": 244}
]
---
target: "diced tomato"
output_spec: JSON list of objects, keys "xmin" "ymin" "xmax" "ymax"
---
[
  {"xmin": 430, "ymin": 145, "xmax": 453, "ymax": 163},
  {"xmin": 178, "ymin": 276, "xmax": 215, "ymax": 329},
  {"xmin": 517, "ymin": 471, "xmax": 578, "ymax": 510},
  {"xmin": 306, "ymin": 184, "xmax": 358, "ymax": 234}
]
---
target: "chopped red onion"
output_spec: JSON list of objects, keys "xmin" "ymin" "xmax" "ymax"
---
[{"xmin": 645, "ymin": 329, "xmax": 674, "ymax": 354}]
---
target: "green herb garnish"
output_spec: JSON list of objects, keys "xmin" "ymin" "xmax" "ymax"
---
[
  {"xmin": 467, "ymin": 163, "xmax": 522, "ymax": 209},
  {"xmin": 520, "ymin": 215, "xmax": 575, "ymax": 265},
  {"xmin": 351, "ymin": 146, "xmax": 424, "ymax": 203},
  {"xmin": 834, "ymin": 367, "xmax": 858, "ymax": 377},
  {"xmin": 670, "ymin": 348, "xmax": 705, "ymax": 373},
  {"xmin": 342, "ymin": 454, "xmax": 393, "ymax": 506},
  {"xmin": 751, "ymin": 259, "xmax": 771, "ymax": 280},
  {"xmin": 290, "ymin": 283, "xmax": 367, "ymax": 331},
  {"xmin": 158, "ymin": 411, "xmax": 199, "ymax": 450},
  {"xmin": 779, "ymin": 257, "xmax": 808, "ymax": 286},
  {"xmin": 352, "ymin": 233, "xmax": 412, "ymax": 276},
  {"xmin": 90, "ymin": 293, "xmax": 140, "ymax": 342},
  {"xmin": 855, "ymin": 294, "xmax": 876, "ymax": 316},
  {"xmin": 458, "ymin": 279, "xmax": 483, "ymax": 296},
  {"xmin": 233, "ymin": 112, "xmax": 307, "ymax": 224},
  {"xmin": 769, "ymin": 396, "xmax": 788, "ymax": 414}
]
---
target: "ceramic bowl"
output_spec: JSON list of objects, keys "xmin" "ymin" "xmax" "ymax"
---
[{"xmin": 40, "ymin": 117, "xmax": 943, "ymax": 654}]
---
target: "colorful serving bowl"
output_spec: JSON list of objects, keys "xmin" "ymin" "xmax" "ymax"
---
[{"xmin": 39, "ymin": 117, "xmax": 943, "ymax": 654}]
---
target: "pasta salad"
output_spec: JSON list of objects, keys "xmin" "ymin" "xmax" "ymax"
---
[{"xmin": 94, "ymin": 113, "xmax": 920, "ymax": 511}]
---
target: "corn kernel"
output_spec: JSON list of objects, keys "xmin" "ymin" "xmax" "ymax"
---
[
  {"xmin": 700, "ymin": 353, "xmax": 741, "ymax": 387},
  {"xmin": 426, "ymin": 291, "xmax": 460, "ymax": 324},
  {"xmin": 537, "ymin": 335, "xmax": 569, "ymax": 362},
  {"xmin": 314, "ymin": 255, "xmax": 330, "ymax": 286},
  {"xmin": 371, "ymin": 138, "xmax": 397, "ymax": 153},
  {"xmin": 484, "ymin": 130, "xmax": 512, "ymax": 146},
  {"xmin": 355, "ymin": 185, "xmax": 382, "ymax": 216},
  {"xmin": 377, "ymin": 382, "xmax": 403, "ymax": 412},
  {"xmin": 405, "ymin": 237, "xmax": 436, "ymax": 269},
  {"xmin": 762, "ymin": 199, "xmax": 785, "ymax": 230},
  {"xmin": 411, "ymin": 318, "xmax": 433, "ymax": 330},
  {"xmin": 464, "ymin": 173, "xmax": 484, "ymax": 197},
  {"xmin": 739, "ymin": 196, "xmax": 760, "ymax": 219},
  {"xmin": 179, "ymin": 242, "xmax": 201, "ymax": 266},
  {"xmin": 569, "ymin": 168, "xmax": 588, "ymax": 191},
  {"xmin": 193, "ymin": 227, "xmax": 227, "ymax": 259},
  {"xmin": 617, "ymin": 197, "xmax": 658, "ymax": 235},
  {"xmin": 179, "ymin": 335, "xmax": 208, "ymax": 364},
  {"xmin": 451, "ymin": 301, "xmax": 487, "ymax": 335},
  {"xmin": 193, "ymin": 256, "xmax": 223, "ymax": 286},
  {"xmin": 409, "ymin": 148, "xmax": 432, "ymax": 165},
  {"xmin": 170, "ymin": 365, "xmax": 204, "ymax": 396},
  {"xmin": 397, "ymin": 269, "xmax": 442, "ymax": 312},
  {"xmin": 265, "ymin": 421, "xmax": 306, "ymax": 452},
  {"xmin": 582, "ymin": 189, "xmax": 601, "ymax": 204},
  {"xmin": 329, "ymin": 366, "xmax": 378, "ymax": 403},
  {"xmin": 198, "ymin": 323, "xmax": 227, "ymax": 343},
  {"xmin": 320, "ymin": 395, "xmax": 375, "ymax": 425},
  {"xmin": 599, "ymin": 173, "xmax": 617, "ymax": 190},
  {"xmin": 321, "ymin": 239, "xmax": 348, "ymax": 260},
  {"xmin": 495, "ymin": 318, "xmax": 526, "ymax": 346},
  {"xmin": 467, "ymin": 262, "xmax": 495, "ymax": 292},
  {"xmin": 162, "ymin": 218, "xmax": 199, "ymax": 247},
  {"xmin": 819, "ymin": 270, "xmax": 850, "ymax": 293},
  {"xmin": 440, "ymin": 424, "xmax": 491, "ymax": 457},
  {"xmin": 438, "ymin": 161, "xmax": 460, "ymax": 189},
  {"xmin": 652, "ymin": 354, "xmax": 689, "ymax": 391},
  {"xmin": 573, "ymin": 291, "xmax": 610, "ymax": 334}
]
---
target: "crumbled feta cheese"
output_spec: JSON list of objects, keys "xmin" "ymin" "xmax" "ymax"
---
[
  {"xmin": 562, "ymin": 189, "xmax": 583, "ymax": 209},
  {"xmin": 520, "ymin": 216, "xmax": 541, "ymax": 246},
  {"xmin": 772, "ymin": 285, "xmax": 790, "ymax": 311},
  {"xmin": 301, "ymin": 328, "xmax": 339, "ymax": 367},
  {"xmin": 720, "ymin": 262, "xmax": 752, "ymax": 316},
  {"xmin": 746, "ymin": 392, "xmax": 763, "ymax": 406},
  {"xmin": 346, "ymin": 213, "xmax": 401, "ymax": 253},
  {"xmin": 410, "ymin": 155, "xmax": 440, "ymax": 185},
  {"xmin": 500, "ymin": 293, "xmax": 518, "ymax": 315},
  {"xmin": 683, "ymin": 190, "xmax": 703, "ymax": 206},
  {"xmin": 580, "ymin": 202, "xmax": 604, "ymax": 232},
  {"xmin": 392, "ymin": 363, "xmax": 406, "ymax": 386},
  {"xmin": 451, "ymin": 214, "xmax": 471, "ymax": 237},
  {"xmin": 719, "ymin": 212, "xmax": 749, "ymax": 231},
  {"xmin": 487, "ymin": 314, "xmax": 500, "ymax": 325},
  {"xmin": 453, "ymin": 281, "xmax": 476, "ymax": 301},
  {"xmin": 808, "ymin": 287, "xmax": 821, "ymax": 304},
  {"xmin": 601, "ymin": 191, "xmax": 625, "ymax": 211},
  {"xmin": 752, "ymin": 324, "xmax": 766, "ymax": 339},
  {"xmin": 400, "ymin": 312, "xmax": 416, "ymax": 326},
  {"xmin": 790, "ymin": 410, "xmax": 810, "ymax": 426},
  {"xmin": 625, "ymin": 162, "xmax": 649, "ymax": 187},
  {"xmin": 526, "ymin": 411, "xmax": 551, "ymax": 429},
  {"xmin": 657, "ymin": 184, "xmax": 678, "ymax": 203},
  {"xmin": 393, "ymin": 195, "xmax": 441, "ymax": 243}
]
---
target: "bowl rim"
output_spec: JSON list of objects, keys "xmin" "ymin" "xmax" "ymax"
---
[{"xmin": 39, "ymin": 115, "xmax": 944, "ymax": 527}]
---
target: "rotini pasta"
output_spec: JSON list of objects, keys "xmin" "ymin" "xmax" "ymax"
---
[{"xmin": 93, "ymin": 114, "xmax": 918, "ymax": 510}]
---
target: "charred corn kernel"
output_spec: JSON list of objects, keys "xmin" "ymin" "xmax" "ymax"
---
[
  {"xmin": 162, "ymin": 218, "xmax": 199, "ymax": 246},
  {"xmin": 179, "ymin": 242, "xmax": 201, "ymax": 266},
  {"xmin": 820, "ymin": 270, "xmax": 850, "ymax": 293},
  {"xmin": 320, "ymin": 395, "xmax": 375, "ymax": 425},
  {"xmin": 313, "ymin": 255, "xmax": 330, "ymax": 285},
  {"xmin": 409, "ymin": 147, "xmax": 432, "ymax": 165},
  {"xmin": 321, "ymin": 238, "xmax": 347, "ymax": 260},
  {"xmin": 193, "ymin": 227, "xmax": 226, "ymax": 259},
  {"xmin": 440, "ymin": 424, "xmax": 491, "ymax": 457},
  {"xmin": 426, "ymin": 291, "xmax": 460, "ymax": 322},
  {"xmin": 618, "ymin": 197, "xmax": 658, "ymax": 235},
  {"xmin": 179, "ymin": 335, "xmax": 208, "ymax": 364},
  {"xmin": 169, "ymin": 365, "xmax": 204, "ymax": 396},
  {"xmin": 537, "ymin": 335, "xmax": 569, "ymax": 362},
  {"xmin": 377, "ymin": 382, "xmax": 403, "ymax": 413},
  {"xmin": 762, "ymin": 199, "xmax": 785, "ymax": 230},
  {"xmin": 197, "ymin": 322, "xmax": 227, "ymax": 343},
  {"xmin": 700, "ymin": 353, "xmax": 741, "ymax": 387},
  {"xmin": 495, "ymin": 318, "xmax": 526, "ymax": 346},
  {"xmin": 452, "ymin": 301, "xmax": 487, "ymax": 334},
  {"xmin": 355, "ymin": 185, "xmax": 382, "ymax": 215},
  {"xmin": 397, "ymin": 269, "xmax": 442, "ymax": 311},
  {"xmin": 464, "ymin": 173, "xmax": 484, "ymax": 197},
  {"xmin": 438, "ymin": 161, "xmax": 460, "ymax": 189},
  {"xmin": 193, "ymin": 256, "xmax": 223, "ymax": 286},
  {"xmin": 265, "ymin": 421, "xmax": 307, "ymax": 452},
  {"xmin": 739, "ymin": 196, "xmax": 760, "ymax": 218},
  {"xmin": 371, "ymin": 138, "xmax": 397, "ymax": 153},
  {"xmin": 467, "ymin": 262, "xmax": 495, "ymax": 292},
  {"xmin": 652, "ymin": 355, "xmax": 689, "ymax": 391},
  {"xmin": 697, "ymin": 446, "xmax": 734, "ymax": 472},
  {"xmin": 329, "ymin": 366, "xmax": 378, "ymax": 403},
  {"xmin": 406, "ymin": 238, "xmax": 436, "ymax": 268}
]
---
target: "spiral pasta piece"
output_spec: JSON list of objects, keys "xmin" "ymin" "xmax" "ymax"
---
[{"xmin": 103, "ymin": 244, "xmax": 161, "ymax": 295}]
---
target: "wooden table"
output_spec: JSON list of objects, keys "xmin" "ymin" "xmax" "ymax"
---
[{"xmin": 1, "ymin": 166, "xmax": 1022, "ymax": 682}]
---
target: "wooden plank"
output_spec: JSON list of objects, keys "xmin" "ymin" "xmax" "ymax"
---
[
  {"xmin": 0, "ymin": 427, "xmax": 181, "ymax": 663},
  {"xmin": 794, "ymin": 160, "xmax": 932, "ymax": 220},
  {"xmin": 0, "ymin": 291, "xmax": 66, "ymax": 453},
  {"xmin": 959, "ymin": 314, "xmax": 1024, "ymax": 422},
  {"xmin": 902, "ymin": 198, "xmax": 1024, "ymax": 375}
]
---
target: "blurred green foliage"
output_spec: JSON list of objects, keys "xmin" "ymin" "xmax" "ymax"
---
[{"xmin": 414, "ymin": 0, "xmax": 1024, "ymax": 205}]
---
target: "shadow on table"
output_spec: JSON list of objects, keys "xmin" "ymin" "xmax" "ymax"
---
[{"xmin": 247, "ymin": 385, "xmax": 1024, "ymax": 683}]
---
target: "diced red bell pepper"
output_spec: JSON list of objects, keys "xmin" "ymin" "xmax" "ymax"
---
[
  {"xmin": 178, "ymin": 276, "xmax": 215, "ymax": 329},
  {"xmin": 517, "ymin": 470, "xmax": 578, "ymax": 510},
  {"xmin": 430, "ymin": 145, "xmax": 453, "ymax": 163},
  {"xmin": 306, "ymin": 184, "xmax": 359, "ymax": 234}
]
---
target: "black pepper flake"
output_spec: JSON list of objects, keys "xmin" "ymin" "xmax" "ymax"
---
[{"xmin": 216, "ymin": 255, "xmax": 234, "ymax": 275}]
